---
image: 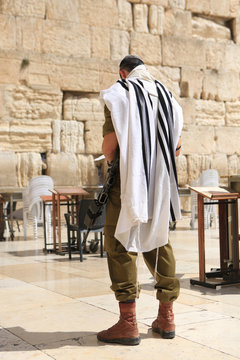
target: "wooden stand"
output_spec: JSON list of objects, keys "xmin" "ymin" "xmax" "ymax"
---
[{"xmin": 189, "ymin": 186, "xmax": 240, "ymax": 289}]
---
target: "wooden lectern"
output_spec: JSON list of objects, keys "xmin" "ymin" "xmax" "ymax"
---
[{"xmin": 189, "ymin": 186, "xmax": 240, "ymax": 288}]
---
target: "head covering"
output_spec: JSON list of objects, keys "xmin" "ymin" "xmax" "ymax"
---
[{"xmin": 119, "ymin": 55, "xmax": 144, "ymax": 72}]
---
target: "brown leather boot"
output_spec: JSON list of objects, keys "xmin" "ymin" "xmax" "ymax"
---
[
  {"xmin": 152, "ymin": 302, "xmax": 175, "ymax": 339},
  {"xmin": 97, "ymin": 302, "xmax": 140, "ymax": 345}
]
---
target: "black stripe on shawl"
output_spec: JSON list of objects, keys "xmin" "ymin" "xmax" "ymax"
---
[
  {"xmin": 137, "ymin": 79, "xmax": 153, "ymax": 108},
  {"xmin": 170, "ymin": 201, "xmax": 176, "ymax": 222},
  {"xmin": 129, "ymin": 80, "xmax": 151, "ymax": 189},
  {"xmin": 117, "ymin": 79, "xmax": 129, "ymax": 91},
  {"xmin": 155, "ymin": 81, "xmax": 178, "ymax": 186},
  {"xmin": 157, "ymin": 128, "xmax": 170, "ymax": 174}
]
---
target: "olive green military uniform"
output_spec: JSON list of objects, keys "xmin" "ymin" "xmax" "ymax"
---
[{"xmin": 103, "ymin": 105, "xmax": 180, "ymax": 303}]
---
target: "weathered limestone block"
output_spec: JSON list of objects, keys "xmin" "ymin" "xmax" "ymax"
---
[
  {"xmin": 0, "ymin": 58, "xmax": 20, "ymax": 84},
  {"xmin": 176, "ymin": 154, "xmax": 188, "ymax": 186},
  {"xmin": 133, "ymin": 4, "xmax": 148, "ymax": 32},
  {"xmin": 0, "ymin": 0, "xmax": 45, "ymax": 17},
  {"xmin": 149, "ymin": 5, "xmax": 164, "ymax": 35},
  {"xmin": 16, "ymin": 17, "xmax": 42, "ymax": 52},
  {"xmin": 205, "ymin": 39, "xmax": 226, "ymax": 71},
  {"xmin": 77, "ymin": 154, "xmax": 99, "ymax": 186},
  {"xmin": 162, "ymin": 36, "xmax": 206, "ymax": 68},
  {"xmin": 110, "ymin": 30, "xmax": 130, "ymax": 60},
  {"xmin": 232, "ymin": 17, "xmax": 240, "ymax": 45},
  {"xmin": 186, "ymin": 0, "xmax": 239, "ymax": 18},
  {"xmin": 215, "ymin": 127, "xmax": 240, "ymax": 155},
  {"xmin": 91, "ymin": 26, "xmax": 110, "ymax": 60},
  {"xmin": 164, "ymin": 9, "xmax": 192, "ymax": 37},
  {"xmin": 131, "ymin": 32, "xmax": 161, "ymax": 65},
  {"xmin": 192, "ymin": 16, "xmax": 231, "ymax": 41},
  {"xmin": 202, "ymin": 71, "xmax": 240, "ymax": 102},
  {"xmin": 228, "ymin": 154, "xmax": 240, "ymax": 176},
  {"xmin": 128, "ymin": 0, "xmax": 168, "ymax": 5},
  {"xmin": 60, "ymin": 120, "xmax": 84, "ymax": 154},
  {"xmin": 52, "ymin": 120, "xmax": 61, "ymax": 153},
  {"xmin": 9, "ymin": 119, "xmax": 52, "ymax": 152},
  {"xmin": 148, "ymin": 65, "xmax": 181, "ymax": 97},
  {"xmin": 187, "ymin": 154, "xmax": 211, "ymax": 183},
  {"xmin": 45, "ymin": 0, "xmax": 79, "ymax": 22},
  {"xmin": 225, "ymin": 102, "xmax": 240, "ymax": 126},
  {"xmin": 181, "ymin": 126, "xmax": 215, "ymax": 155},
  {"xmin": 118, "ymin": 0, "xmax": 133, "ymax": 31},
  {"xmin": 195, "ymin": 100, "xmax": 225, "ymax": 126},
  {"xmin": 47, "ymin": 153, "xmax": 78, "ymax": 186},
  {"xmin": 178, "ymin": 98, "xmax": 196, "ymax": 126},
  {"xmin": 211, "ymin": 154, "xmax": 228, "ymax": 178},
  {"xmin": 0, "ymin": 152, "xmax": 17, "ymax": 187},
  {"xmin": 63, "ymin": 96, "xmax": 104, "ymax": 122},
  {"xmin": 0, "ymin": 121, "xmax": 10, "ymax": 150},
  {"xmin": 180, "ymin": 68, "xmax": 204, "ymax": 99},
  {"xmin": 4, "ymin": 85, "xmax": 62, "ymax": 120},
  {"xmin": 42, "ymin": 20, "xmax": 90, "ymax": 57},
  {"xmin": 85, "ymin": 121, "xmax": 104, "ymax": 154},
  {"xmin": 168, "ymin": 0, "xmax": 185, "ymax": 9},
  {"xmin": 17, "ymin": 152, "xmax": 42, "ymax": 187},
  {"xmin": 78, "ymin": 0, "xmax": 118, "ymax": 28},
  {"xmin": 0, "ymin": 14, "xmax": 16, "ymax": 50},
  {"xmin": 222, "ymin": 43, "xmax": 240, "ymax": 72}
]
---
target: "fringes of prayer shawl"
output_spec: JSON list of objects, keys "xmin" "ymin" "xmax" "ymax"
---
[{"xmin": 100, "ymin": 78, "xmax": 183, "ymax": 252}]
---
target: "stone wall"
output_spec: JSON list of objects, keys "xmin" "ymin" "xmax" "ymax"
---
[{"xmin": 0, "ymin": 0, "xmax": 240, "ymax": 190}]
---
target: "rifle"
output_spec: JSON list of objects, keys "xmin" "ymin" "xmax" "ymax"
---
[{"xmin": 82, "ymin": 155, "xmax": 119, "ymax": 250}]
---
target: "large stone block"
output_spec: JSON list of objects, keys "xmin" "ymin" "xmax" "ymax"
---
[
  {"xmin": 85, "ymin": 121, "xmax": 104, "ymax": 154},
  {"xmin": 181, "ymin": 126, "xmax": 215, "ymax": 155},
  {"xmin": 178, "ymin": 98, "xmax": 196, "ymax": 127},
  {"xmin": 211, "ymin": 154, "xmax": 228, "ymax": 178},
  {"xmin": 147, "ymin": 65, "xmax": 181, "ymax": 98},
  {"xmin": 162, "ymin": 36, "xmax": 205, "ymax": 68},
  {"xmin": 133, "ymin": 4, "xmax": 148, "ymax": 32},
  {"xmin": 195, "ymin": 100, "xmax": 225, "ymax": 126},
  {"xmin": 205, "ymin": 39, "xmax": 226, "ymax": 71},
  {"xmin": 42, "ymin": 20, "xmax": 91, "ymax": 57},
  {"xmin": 225, "ymin": 102, "xmax": 240, "ymax": 126},
  {"xmin": 130, "ymin": 32, "xmax": 161, "ymax": 65},
  {"xmin": 52, "ymin": 120, "xmax": 61, "ymax": 153},
  {"xmin": 180, "ymin": 68, "xmax": 204, "ymax": 99},
  {"xmin": 222, "ymin": 43, "xmax": 240, "ymax": 72},
  {"xmin": 0, "ymin": 14, "xmax": 16, "ymax": 50},
  {"xmin": 4, "ymin": 85, "xmax": 62, "ymax": 120},
  {"xmin": 77, "ymin": 154, "xmax": 99, "ymax": 186},
  {"xmin": 78, "ymin": 0, "xmax": 118, "ymax": 28},
  {"xmin": 17, "ymin": 152, "xmax": 42, "ymax": 187},
  {"xmin": 118, "ymin": 0, "xmax": 133, "ymax": 31},
  {"xmin": 91, "ymin": 26, "xmax": 110, "ymax": 60},
  {"xmin": 47, "ymin": 153, "xmax": 78, "ymax": 186},
  {"xmin": 186, "ymin": 0, "xmax": 239, "ymax": 17},
  {"xmin": 168, "ymin": 0, "xmax": 185, "ymax": 9},
  {"xmin": 164, "ymin": 9, "xmax": 192, "ymax": 37},
  {"xmin": 176, "ymin": 154, "xmax": 188, "ymax": 187},
  {"xmin": 0, "ymin": 58, "xmax": 20, "ymax": 84},
  {"xmin": 0, "ymin": 0, "xmax": 45, "ymax": 17},
  {"xmin": 215, "ymin": 127, "xmax": 240, "ymax": 155},
  {"xmin": 228, "ymin": 154, "xmax": 240, "ymax": 177},
  {"xmin": 63, "ymin": 95, "xmax": 104, "ymax": 122},
  {"xmin": 45, "ymin": 0, "xmax": 79, "ymax": 22},
  {"xmin": 0, "ymin": 152, "xmax": 17, "ymax": 187},
  {"xmin": 60, "ymin": 120, "xmax": 84, "ymax": 154},
  {"xmin": 9, "ymin": 119, "xmax": 52, "ymax": 152},
  {"xmin": 202, "ymin": 70, "xmax": 240, "ymax": 102},
  {"xmin": 110, "ymin": 30, "xmax": 130, "ymax": 61},
  {"xmin": 187, "ymin": 154, "xmax": 211, "ymax": 183},
  {"xmin": 16, "ymin": 17, "xmax": 42, "ymax": 52},
  {"xmin": 192, "ymin": 16, "xmax": 231, "ymax": 41},
  {"xmin": 149, "ymin": 5, "xmax": 164, "ymax": 35}
]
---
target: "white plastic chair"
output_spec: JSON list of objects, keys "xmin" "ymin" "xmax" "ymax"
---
[
  {"xmin": 199, "ymin": 169, "xmax": 219, "ymax": 228},
  {"xmin": 28, "ymin": 176, "xmax": 54, "ymax": 240},
  {"xmin": 190, "ymin": 179, "xmax": 200, "ymax": 230}
]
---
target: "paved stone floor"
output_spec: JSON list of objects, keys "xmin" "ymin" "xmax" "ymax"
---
[{"xmin": 0, "ymin": 217, "xmax": 240, "ymax": 360}]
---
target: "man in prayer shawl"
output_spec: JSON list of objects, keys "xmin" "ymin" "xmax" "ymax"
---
[{"xmin": 97, "ymin": 55, "xmax": 183, "ymax": 346}]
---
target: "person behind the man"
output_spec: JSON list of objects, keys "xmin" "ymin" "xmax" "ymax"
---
[{"xmin": 98, "ymin": 55, "xmax": 183, "ymax": 345}]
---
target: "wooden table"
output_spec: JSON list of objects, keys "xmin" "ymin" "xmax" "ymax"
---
[
  {"xmin": 189, "ymin": 186, "xmax": 240, "ymax": 288},
  {"xmin": 51, "ymin": 187, "xmax": 89, "ymax": 253}
]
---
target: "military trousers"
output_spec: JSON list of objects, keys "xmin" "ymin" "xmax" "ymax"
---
[{"xmin": 104, "ymin": 172, "xmax": 180, "ymax": 303}]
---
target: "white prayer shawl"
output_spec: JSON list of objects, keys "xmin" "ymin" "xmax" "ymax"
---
[{"xmin": 100, "ymin": 70, "xmax": 183, "ymax": 252}]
